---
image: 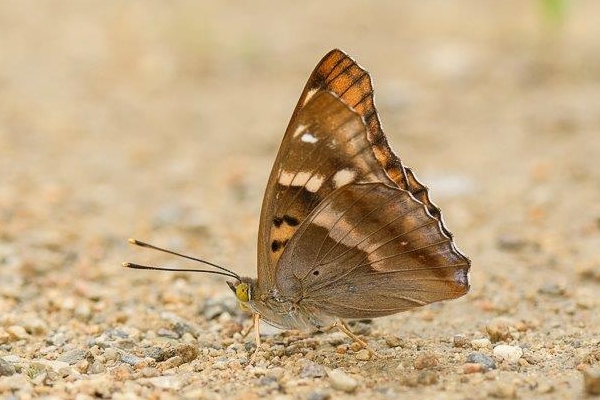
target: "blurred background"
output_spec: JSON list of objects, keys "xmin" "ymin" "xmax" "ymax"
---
[{"xmin": 1, "ymin": 0, "xmax": 599, "ymax": 395}]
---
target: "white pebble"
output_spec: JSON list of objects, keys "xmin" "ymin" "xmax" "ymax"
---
[
  {"xmin": 493, "ymin": 345, "xmax": 523, "ymax": 363},
  {"xmin": 328, "ymin": 368, "xmax": 358, "ymax": 392}
]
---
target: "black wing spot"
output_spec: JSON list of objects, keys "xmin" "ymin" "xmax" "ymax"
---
[
  {"xmin": 273, "ymin": 217, "xmax": 284, "ymax": 227},
  {"xmin": 283, "ymin": 215, "xmax": 299, "ymax": 226},
  {"xmin": 271, "ymin": 239, "xmax": 289, "ymax": 253},
  {"xmin": 312, "ymin": 270, "xmax": 320, "ymax": 276},
  {"xmin": 271, "ymin": 240, "xmax": 281, "ymax": 252}
]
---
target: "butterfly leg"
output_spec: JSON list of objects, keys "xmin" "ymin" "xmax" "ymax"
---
[
  {"xmin": 240, "ymin": 316, "xmax": 255, "ymax": 338},
  {"xmin": 248, "ymin": 313, "xmax": 261, "ymax": 364},
  {"xmin": 333, "ymin": 319, "xmax": 383, "ymax": 359},
  {"xmin": 253, "ymin": 313, "xmax": 262, "ymax": 348}
]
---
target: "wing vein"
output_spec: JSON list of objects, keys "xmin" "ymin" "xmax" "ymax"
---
[{"xmin": 312, "ymin": 189, "xmax": 411, "ymax": 267}]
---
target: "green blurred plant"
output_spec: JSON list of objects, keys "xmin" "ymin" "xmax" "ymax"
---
[{"xmin": 540, "ymin": 0, "xmax": 569, "ymax": 25}]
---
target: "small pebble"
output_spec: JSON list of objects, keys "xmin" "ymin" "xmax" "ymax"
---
[
  {"xmin": 88, "ymin": 360, "xmax": 106, "ymax": 374},
  {"xmin": 583, "ymin": 367, "xmax": 600, "ymax": 395},
  {"xmin": 49, "ymin": 332, "xmax": 68, "ymax": 346},
  {"xmin": 21, "ymin": 317, "xmax": 47, "ymax": 335},
  {"xmin": 145, "ymin": 347, "xmax": 167, "ymax": 361},
  {"xmin": 463, "ymin": 363, "xmax": 484, "ymax": 374},
  {"xmin": 103, "ymin": 348, "xmax": 120, "ymax": 362},
  {"xmin": 414, "ymin": 352, "xmax": 438, "ymax": 369},
  {"xmin": 299, "ymin": 361, "xmax": 326, "ymax": 378},
  {"xmin": 2, "ymin": 355, "xmax": 20, "ymax": 363},
  {"xmin": 349, "ymin": 342, "xmax": 363, "ymax": 352},
  {"xmin": 6, "ymin": 326, "xmax": 29, "ymax": 340},
  {"xmin": 307, "ymin": 391, "xmax": 331, "ymax": 400},
  {"xmin": 486, "ymin": 319, "xmax": 512, "ymax": 343},
  {"xmin": 401, "ymin": 370, "xmax": 439, "ymax": 387},
  {"xmin": 493, "ymin": 345, "xmax": 523, "ymax": 363},
  {"xmin": 384, "ymin": 335, "xmax": 404, "ymax": 348},
  {"xmin": 141, "ymin": 366, "xmax": 160, "ymax": 377},
  {"xmin": 488, "ymin": 382, "xmax": 517, "ymax": 399},
  {"xmin": 57, "ymin": 349, "xmax": 92, "ymax": 365},
  {"xmin": 0, "ymin": 358, "xmax": 16, "ymax": 376},
  {"xmin": 466, "ymin": 352, "xmax": 496, "ymax": 371},
  {"xmin": 74, "ymin": 303, "xmax": 92, "ymax": 320},
  {"xmin": 181, "ymin": 332, "xmax": 196, "ymax": 343},
  {"xmin": 163, "ymin": 343, "xmax": 199, "ymax": 364},
  {"xmin": 112, "ymin": 365, "xmax": 132, "ymax": 381},
  {"xmin": 157, "ymin": 328, "xmax": 179, "ymax": 339},
  {"xmin": 471, "ymin": 338, "xmax": 492, "ymax": 349},
  {"xmin": 142, "ymin": 375, "xmax": 185, "ymax": 390},
  {"xmin": 160, "ymin": 356, "xmax": 184, "ymax": 370},
  {"xmin": 267, "ymin": 367, "xmax": 284, "ymax": 379},
  {"xmin": 258, "ymin": 375, "xmax": 279, "ymax": 389},
  {"xmin": 355, "ymin": 349, "xmax": 371, "ymax": 361},
  {"xmin": 537, "ymin": 383, "xmax": 555, "ymax": 394},
  {"xmin": 119, "ymin": 352, "xmax": 144, "ymax": 367},
  {"xmin": 453, "ymin": 335, "xmax": 469, "ymax": 348},
  {"xmin": 32, "ymin": 359, "xmax": 69, "ymax": 373},
  {"xmin": 0, "ymin": 328, "xmax": 9, "ymax": 344},
  {"xmin": 328, "ymin": 368, "xmax": 358, "ymax": 393},
  {"xmin": 212, "ymin": 360, "xmax": 227, "ymax": 370}
]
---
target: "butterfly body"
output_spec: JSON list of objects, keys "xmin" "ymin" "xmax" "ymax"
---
[{"xmin": 248, "ymin": 281, "xmax": 336, "ymax": 330}]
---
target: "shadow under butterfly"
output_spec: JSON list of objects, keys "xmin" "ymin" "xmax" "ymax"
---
[{"xmin": 125, "ymin": 49, "xmax": 471, "ymax": 359}]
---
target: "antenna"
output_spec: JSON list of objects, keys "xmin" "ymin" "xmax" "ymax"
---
[{"xmin": 123, "ymin": 238, "xmax": 241, "ymax": 280}]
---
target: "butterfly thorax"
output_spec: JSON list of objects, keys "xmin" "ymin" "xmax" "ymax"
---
[{"xmin": 229, "ymin": 277, "xmax": 334, "ymax": 331}]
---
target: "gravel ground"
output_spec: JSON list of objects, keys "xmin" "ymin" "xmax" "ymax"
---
[{"xmin": 1, "ymin": 1, "xmax": 599, "ymax": 399}]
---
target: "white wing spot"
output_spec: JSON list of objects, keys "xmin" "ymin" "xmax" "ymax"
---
[
  {"xmin": 278, "ymin": 170, "xmax": 324, "ymax": 193},
  {"xmin": 333, "ymin": 169, "xmax": 356, "ymax": 187},
  {"xmin": 293, "ymin": 124, "xmax": 308, "ymax": 138},
  {"xmin": 301, "ymin": 132, "xmax": 318, "ymax": 143},
  {"xmin": 305, "ymin": 174, "xmax": 325, "ymax": 192},
  {"xmin": 278, "ymin": 170, "xmax": 295, "ymax": 186},
  {"xmin": 302, "ymin": 88, "xmax": 318, "ymax": 106}
]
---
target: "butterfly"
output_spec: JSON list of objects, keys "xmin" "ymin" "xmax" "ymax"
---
[{"xmin": 125, "ymin": 49, "xmax": 470, "ymax": 357}]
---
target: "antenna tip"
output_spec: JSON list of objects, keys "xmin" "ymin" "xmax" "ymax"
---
[
  {"xmin": 128, "ymin": 238, "xmax": 137, "ymax": 245},
  {"xmin": 122, "ymin": 262, "xmax": 131, "ymax": 268}
]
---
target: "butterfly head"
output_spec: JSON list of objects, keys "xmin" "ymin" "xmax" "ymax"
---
[{"xmin": 227, "ymin": 278, "xmax": 255, "ymax": 303}]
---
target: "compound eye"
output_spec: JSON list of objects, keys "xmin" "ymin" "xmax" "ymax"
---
[{"xmin": 235, "ymin": 283, "xmax": 250, "ymax": 302}]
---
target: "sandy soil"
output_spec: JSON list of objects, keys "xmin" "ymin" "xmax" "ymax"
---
[{"xmin": 1, "ymin": 1, "xmax": 599, "ymax": 399}]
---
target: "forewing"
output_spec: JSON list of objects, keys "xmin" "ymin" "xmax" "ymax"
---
[
  {"xmin": 257, "ymin": 91, "xmax": 395, "ymax": 289},
  {"xmin": 275, "ymin": 183, "xmax": 470, "ymax": 319},
  {"xmin": 295, "ymin": 49, "xmax": 415, "ymax": 189},
  {"xmin": 297, "ymin": 49, "xmax": 460, "ymax": 243}
]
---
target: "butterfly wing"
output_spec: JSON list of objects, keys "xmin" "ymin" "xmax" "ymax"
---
[
  {"xmin": 258, "ymin": 49, "xmax": 470, "ymax": 306},
  {"xmin": 257, "ymin": 90, "xmax": 397, "ymax": 290},
  {"xmin": 275, "ymin": 182, "xmax": 469, "ymax": 319}
]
